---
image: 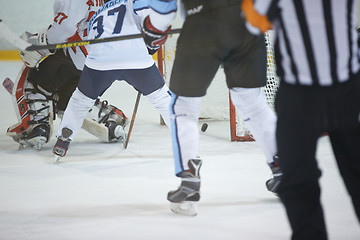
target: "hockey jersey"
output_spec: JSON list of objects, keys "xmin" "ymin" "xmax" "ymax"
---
[
  {"xmin": 85, "ymin": 0, "xmax": 154, "ymax": 70},
  {"xmin": 147, "ymin": 0, "xmax": 177, "ymax": 31},
  {"xmin": 46, "ymin": 0, "xmax": 104, "ymax": 70}
]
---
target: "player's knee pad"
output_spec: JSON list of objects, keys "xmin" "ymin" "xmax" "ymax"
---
[
  {"xmin": 145, "ymin": 84, "xmax": 172, "ymax": 126},
  {"xmin": 170, "ymin": 95, "xmax": 201, "ymax": 121},
  {"xmin": 7, "ymin": 66, "xmax": 54, "ymax": 149},
  {"xmin": 82, "ymin": 99, "xmax": 128, "ymax": 142}
]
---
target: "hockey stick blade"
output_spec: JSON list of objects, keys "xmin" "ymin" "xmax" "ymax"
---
[
  {"xmin": 26, "ymin": 28, "xmax": 182, "ymax": 51},
  {"xmin": 3, "ymin": 77, "xmax": 14, "ymax": 94},
  {"xmin": 0, "ymin": 19, "xmax": 31, "ymax": 50}
]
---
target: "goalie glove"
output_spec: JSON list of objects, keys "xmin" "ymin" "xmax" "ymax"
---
[
  {"xmin": 19, "ymin": 26, "xmax": 55, "ymax": 68},
  {"xmin": 141, "ymin": 16, "xmax": 171, "ymax": 55}
]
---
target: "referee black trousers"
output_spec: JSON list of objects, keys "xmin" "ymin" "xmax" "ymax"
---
[{"xmin": 275, "ymin": 78, "xmax": 360, "ymax": 240}]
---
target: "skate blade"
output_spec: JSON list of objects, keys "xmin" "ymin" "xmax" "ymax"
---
[
  {"xmin": 30, "ymin": 137, "xmax": 46, "ymax": 150},
  {"xmin": 18, "ymin": 139, "xmax": 33, "ymax": 150},
  {"xmin": 170, "ymin": 202, "xmax": 198, "ymax": 216},
  {"xmin": 18, "ymin": 137, "xmax": 47, "ymax": 150},
  {"xmin": 18, "ymin": 143, "xmax": 27, "ymax": 150},
  {"xmin": 122, "ymin": 133, "xmax": 128, "ymax": 148},
  {"xmin": 53, "ymin": 155, "xmax": 61, "ymax": 165}
]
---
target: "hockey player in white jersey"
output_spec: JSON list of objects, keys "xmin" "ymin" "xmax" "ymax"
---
[
  {"xmin": 52, "ymin": 0, "xmax": 172, "ymax": 162},
  {"xmin": 141, "ymin": 0, "xmax": 280, "ymax": 216},
  {"xmin": 7, "ymin": 0, "xmax": 128, "ymax": 150}
]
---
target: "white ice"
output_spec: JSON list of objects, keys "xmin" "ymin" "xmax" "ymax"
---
[{"xmin": 0, "ymin": 61, "xmax": 359, "ymax": 240}]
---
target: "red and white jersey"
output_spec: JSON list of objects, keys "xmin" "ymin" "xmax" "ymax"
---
[{"xmin": 46, "ymin": 0, "xmax": 105, "ymax": 70}]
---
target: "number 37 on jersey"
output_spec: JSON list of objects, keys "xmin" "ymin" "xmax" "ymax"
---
[{"xmin": 88, "ymin": 0, "xmax": 128, "ymax": 39}]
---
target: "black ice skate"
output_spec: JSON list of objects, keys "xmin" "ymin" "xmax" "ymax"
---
[
  {"xmin": 168, "ymin": 159, "xmax": 202, "ymax": 216},
  {"xmin": 105, "ymin": 120, "xmax": 125, "ymax": 142},
  {"xmin": 53, "ymin": 127, "xmax": 72, "ymax": 164},
  {"xmin": 18, "ymin": 124, "xmax": 50, "ymax": 150},
  {"xmin": 266, "ymin": 155, "xmax": 282, "ymax": 195}
]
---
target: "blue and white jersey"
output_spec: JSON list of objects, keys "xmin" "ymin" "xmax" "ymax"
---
[
  {"xmin": 147, "ymin": 0, "xmax": 177, "ymax": 31},
  {"xmin": 85, "ymin": 0, "xmax": 154, "ymax": 70}
]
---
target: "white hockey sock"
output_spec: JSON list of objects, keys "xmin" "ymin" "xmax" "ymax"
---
[
  {"xmin": 230, "ymin": 87, "xmax": 277, "ymax": 164},
  {"xmin": 171, "ymin": 95, "xmax": 201, "ymax": 173},
  {"xmin": 56, "ymin": 88, "xmax": 96, "ymax": 140},
  {"xmin": 145, "ymin": 84, "xmax": 172, "ymax": 126}
]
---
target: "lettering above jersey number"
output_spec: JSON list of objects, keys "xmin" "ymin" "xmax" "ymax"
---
[{"xmin": 91, "ymin": 4, "xmax": 127, "ymax": 39}]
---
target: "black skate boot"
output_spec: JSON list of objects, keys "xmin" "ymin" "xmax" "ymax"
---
[
  {"xmin": 18, "ymin": 124, "xmax": 50, "ymax": 150},
  {"xmin": 168, "ymin": 159, "xmax": 202, "ymax": 216},
  {"xmin": 53, "ymin": 127, "xmax": 73, "ymax": 164},
  {"xmin": 105, "ymin": 120, "xmax": 125, "ymax": 142},
  {"xmin": 266, "ymin": 155, "xmax": 282, "ymax": 195}
]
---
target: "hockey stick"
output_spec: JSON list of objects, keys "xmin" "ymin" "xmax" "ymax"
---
[
  {"xmin": 3, "ymin": 77, "xmax": 14, "ymax": 94},
  {"xmin": 123, "ymin": 91, "xmax": 141, "ymax": 149},
  {"xmin": 0, "ymin": 19, "xmax": 182, "ymax": 51},
  {"xmin": 0, "ymin": 20, "xmax": 31, "ymax": 50}
]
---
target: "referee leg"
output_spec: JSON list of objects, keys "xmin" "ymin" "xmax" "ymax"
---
[
  {"xmin": 329, "ymin": 128, "xmax": 360, "ymax": 220},
  {"xmin": 276, "ymin": 85, "xmax": 328, "ymax": 240}
]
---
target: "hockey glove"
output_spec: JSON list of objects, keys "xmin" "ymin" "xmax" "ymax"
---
[
  {"xmin": 19, "ymin": 27, "xmax": 55, "ymax": 68},
  {"xmin": 142, "ymin": 16, "xmax": 170, "ymax": 55}
]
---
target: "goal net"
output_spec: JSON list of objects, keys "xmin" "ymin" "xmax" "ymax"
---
[{"xmin": 157, "ymin": 19, "xmax": 279, "ymax": 141}]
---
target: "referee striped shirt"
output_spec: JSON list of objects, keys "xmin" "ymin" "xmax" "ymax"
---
[{"xmin": 243, "ymin": 0, "xmax": 360, "ymax": 87}]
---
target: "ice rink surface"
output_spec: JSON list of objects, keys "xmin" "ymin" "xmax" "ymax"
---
[{"xmin": 0, "ymin": 61, "xmax": 359, "ymax": 240}]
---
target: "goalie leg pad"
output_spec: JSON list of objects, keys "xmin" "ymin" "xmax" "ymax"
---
[
  {"xmin": 93, "ymin": 99, "xmax": 128, "ymax": 127},
  {"xmin": 82, "ymin": 99, "xmax": 128, "ymax": 142},
  {"xmin": 7, "ymin": 66, "xmax": 54, "ymax": 149},
  {"xmin": 81, "ymin": 118, "xmax": 125, "ymax": 142}
]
